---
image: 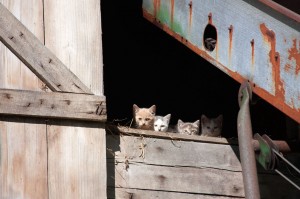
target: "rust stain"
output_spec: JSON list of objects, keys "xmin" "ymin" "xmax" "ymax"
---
[
  {"xmin": 251, "ymin": 39, "xmax": 255, "ymax": 66},
  {"xmin": 153, "ymin": 0, "xmax": 161, "ymax": 18},
  {"xmin": 188, "ymin": 1, "xmax": 193, "ymax": 30},
  {"xmin": 284, "ymin": 63, "xmax": 291, "ymax": 72},
  {"xmin": 228, "ymin": 25, "xmax": 233, "ymax": 65},
  {"xmin": 208, "ymin": 13, "xmax": 212, "ymax": 24},
  {"xmin": 170, "ymin": 0, "xmax": 174, "ymax": 27},
  {"xmin": 142, "ymin": 9, "xmax": 300, "ymax": 123},
  {"xmin": 288, "ymin": 39, "xmax": 300, "ymax": 75},
  {"xmin": 260, "ymin": 23, "xmax": 285, "ymax": 100}
]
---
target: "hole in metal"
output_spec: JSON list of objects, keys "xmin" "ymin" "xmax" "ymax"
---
[{"xmin": 203, "ymin": 24, "xmax": 217, "ymax": 51}]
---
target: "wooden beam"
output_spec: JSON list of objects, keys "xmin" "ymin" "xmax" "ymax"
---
[
  {"xmin": 0, "ymin": 89, "xmax": 106, "ymax": 121},
  {"xmin": 106, "ymin": 125, "xmax": 239, "ymax": 145},
  {"xmin": 0, "ymin": 3, "xmax": 92, "ymax": 94}
]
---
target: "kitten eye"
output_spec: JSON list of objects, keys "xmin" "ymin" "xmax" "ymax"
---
[
  {"xmin": 161, "ymin": 125, "xmax": 165, "ymax": 128},
  {"xmin": 138, "ymin": 118, "xmax": 142, "ymax": 121},
  {"xmin": 154, "ymin": 125, "xmax": 157, "ymax": 127},
  {"xmin": 207, "ymin": 126, "xmax": 211, "ymax": 129},
  {"xmin": 145, "ymin": 118, "xmax": 150, "ymax": 121},
  {"xmin": 214, "ymin": 127, "xmax": 218, "ymax": 129}
]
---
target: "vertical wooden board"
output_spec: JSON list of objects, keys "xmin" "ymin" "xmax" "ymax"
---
[
  {"xmin": 0, "ymin": 0, "xmax": 44, "ymax": 91},
  {"xmin": 0, "ymin": 117, "xmax": 48, "ymax": 199},
  {"xmin": 44, "ymin": 0, "xmax": 104, "ymax": 95},
  {"xmin": 47, "ymin": 121, "xmax": 106, "ymax": 199}
]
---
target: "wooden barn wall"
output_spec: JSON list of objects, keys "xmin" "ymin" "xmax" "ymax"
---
[
  {"xmin": 107, "ymin": 130, "xmax": 300, "ymax": 199},
  {"xmin": 0, "ymin": 1, "xmax": 106, "ymax": 199}
]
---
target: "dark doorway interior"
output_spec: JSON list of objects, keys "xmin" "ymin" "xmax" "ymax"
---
[{"xmin": 101, "ymin": 0, "xmax": 287, "ymax": 139}]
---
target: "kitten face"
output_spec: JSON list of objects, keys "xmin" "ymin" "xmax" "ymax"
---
[
  {"xmin": 133, "ymin": 104, "xmax": 156, "ymax": 130},
  {"xmin": 176, "ymin": 119, "xmax": 200, "ymax": 135},
  {"xmin": 154, "ymin": 114, "xmax": 171, "ymax": 132},
  {"xmin": 201, "ymin": 114, "xmax": 223, "ymax": 137}
]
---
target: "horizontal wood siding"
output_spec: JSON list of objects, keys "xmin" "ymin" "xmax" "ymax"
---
[
  {"xmin": 107, "ymin": 127, "xmax": 300, "ymax": 199},
  {"xmin": 108, "ymin": 188, "xmax": 245, "ymax": 199},
  {"xmin": 107, "ymin": 130, "xmax": 245, "ymax": 198}
]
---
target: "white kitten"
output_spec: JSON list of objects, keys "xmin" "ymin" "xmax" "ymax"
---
[{"xmin": 154, "ymin": 114, "xmax": 171, "ymax": 132}]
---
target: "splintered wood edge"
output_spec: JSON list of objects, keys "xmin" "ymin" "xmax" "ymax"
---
[{"xmin": 106, "ymin": 124, "xmax": 238, "ymax": 145}]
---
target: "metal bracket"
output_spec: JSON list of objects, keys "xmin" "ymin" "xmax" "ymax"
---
[{"xmin": 254, "ymin": 133, "xmax": 300, "ymax": 190}]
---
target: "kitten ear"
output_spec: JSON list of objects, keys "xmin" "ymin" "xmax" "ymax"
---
[
  {"xmin": 133, "ymin": 104, "xmax": 140, "ymax": 113},
  {"xmin": 194, "ymin": 120, "xmax": 200, "ymax": 127},
  {"xmin": 149, "ymin": 105, "xmax": 156, "ymax": 114},
  {"xmin": 178, "ymin": 119, "xmax": 183, "ymax": 126},
  {"xmin": 164, "ymin": 114, "xmax": 171, "ymax": 122},
  {"xmin": 216, "ymin": 114, "xmax": 223, "ymax": 123},
  {"xmin": 201, "ymin": 115, "xmax": 208, "ymax": 123}
]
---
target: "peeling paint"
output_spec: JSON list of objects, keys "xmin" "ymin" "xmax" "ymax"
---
[
  {"xmin": 260, "ymin": 23, "xmax": 285, "ymax": 100},
  {"xmin": 288, "ymin": 39, "xmax": 300, "ymax": 75}
]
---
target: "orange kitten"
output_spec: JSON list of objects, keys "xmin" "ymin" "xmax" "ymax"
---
[{"xmin": 133, "ymin": 104, "xmax": 156, "ymax": 130}]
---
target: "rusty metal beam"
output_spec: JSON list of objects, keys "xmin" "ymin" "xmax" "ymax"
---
[{"xmin": 142, "ymin": 0, "xmax": 300, "ymax": 124}]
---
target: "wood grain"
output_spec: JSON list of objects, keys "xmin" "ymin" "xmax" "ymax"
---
[
  {"xmin": 44, "ymin": 0, "xmax": 104, "ymax": 95},
  {"xmin": 110, "ymin": 162, "xmax": 245, "ymax": 197},
  {"xmin": 0, "ymin": 89, "xmax": 107, "ymax": 122},
  {"xmin": 108, "ymin": 187, "xmax": 245, "ymax": 199},
  {"xmin": 48, "ymin": 121, "xmax": 106, "ymax": 199},
  {"xmin": 107, "ymin": 135, "xmax": 242, "ymax": 171},
  {"xmin": 107, "ymin": 125, "xmax": 239, "ymax": 145},
  {"xmin": 0, "ymin": 117, "xmax": 48, "ymax": 199},
  {"xmin": 0, "ymin": 0, "xmax": 44, "ymax": 91},
  {"xmin": 0, "ymin": 2, "xmax": 92, "ymax": 94}
]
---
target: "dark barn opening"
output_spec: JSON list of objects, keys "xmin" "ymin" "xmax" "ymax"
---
[{"xmin": 101, "ymin": 0, "xmax": 288, "ymax": 139}]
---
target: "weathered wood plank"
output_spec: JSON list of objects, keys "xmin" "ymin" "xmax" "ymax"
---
[
  {"xmin": 0, "ymin": 89, "xmax": 107, "ymax": 122},
  {"xmin": 48, "ymin": 121, "xmax": 106, "ymax": 199},
  {"xmin": 0, "ymin": 2, "xmax": 92, "ymax": 94},
  {"xmin": 107, "ymin": 135, "xmax": 242, "ymax": 171},
  {"xmin": 108, "ymin": 187, "xmax": 245, "ymax": 199},
  {"xmin": 106, "ymin": 125, "xmax": 238, "ymax": 145},
  {"xmin": 0, "ymin": 0, "xmax": 44, "ymax": 91},
  {"xmin": 44, "ymin": 0, "xmax": 104, "ymax": 95},
  {"xmin": 110, "ymin": 162, "xmax": 245, "ymax": 197},
  {"xmin": 0, "ymin": 117, "xmax": 48, "ymax": 199}
]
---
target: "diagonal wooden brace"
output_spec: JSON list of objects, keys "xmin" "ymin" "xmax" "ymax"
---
[{"xmin": 0, "ymin": 3, "xmax": 92, "ymax": 94}]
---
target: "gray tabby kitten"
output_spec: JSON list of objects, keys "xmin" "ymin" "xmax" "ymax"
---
[
  {"xmin": 176, "ymin": 119, "xmax": 200, "ymax": 135},
  {"xmin": 201, "ymin": 114, "xmax": 223, "ymax": 137},
  {"xmin": 154, "ymin": 114, "xmax": 171, "ymax": 132}
]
